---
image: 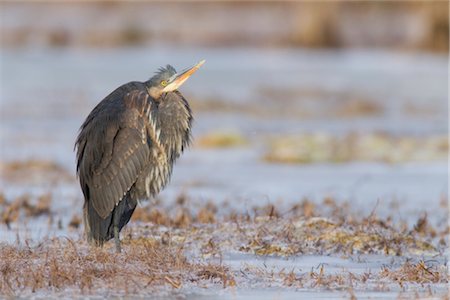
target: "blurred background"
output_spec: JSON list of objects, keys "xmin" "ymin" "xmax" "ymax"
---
[{"xmin": 0, "ymin": 2, "xmax": 448, "ymax": 240}]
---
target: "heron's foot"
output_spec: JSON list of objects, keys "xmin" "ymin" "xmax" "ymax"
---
[{"xmin": 114, "ymin": 225, "xmax": 121, "ymax": 253}]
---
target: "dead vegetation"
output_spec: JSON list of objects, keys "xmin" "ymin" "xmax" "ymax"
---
[
  {"xmin": 0, "ymin": 238, "xmax": 235, "ymax": 297},
  {"xmin": 0, "ymin": 160, "xmax": 74, "ymax": 183},
  {"xmin": 131, "ymin": 195, "xmax": 219, "ymax": 228},
  {"xmin": 264, "ymin": 133, "xmax": 448, "ymax": 164},
  {"xmin": 380, "ymin": 260, "xmax": 446, "ymax": 287},
  {"xmin": 191, "ymin": 89, "xmax": 384, "ymax": 120},
  {"xmin": 249, "ymin": 260, "xmax": 448, "ymax": 291},
  {"xmin": 196, "ymin": 130, "xmax": 248, "ymax": 149},
  {"xmin": 0, "ymin": 194, "xmax": 447, "ymax": 296},
  {"xmin": 235, "ymin": 202, "xmax": 442, "ymax": 257},
  {"xmin": 128, "ymin": 196, "xmax": 447, "ymax": 260},
  {"xmin": 1, "ymin": 2, "xmax": 447, "ymax": 52},
  {"xmin": 1, "ymin": 193, "xmax": 53, "ymax": 229},
  {"xmin": 257, "ymin": 87, "xmax": 384, "ymax": 119}
]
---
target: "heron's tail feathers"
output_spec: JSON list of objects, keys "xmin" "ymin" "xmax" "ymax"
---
[
  {"xmin": 83, "ymin": 197, "xmax": 111, "ymax": 246},
  {"xmin": 83, "ymin": 192, "xmax": 137, "ymax": 246}
]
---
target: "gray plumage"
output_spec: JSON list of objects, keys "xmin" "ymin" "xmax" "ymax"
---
[{"xmin": 75, "ymin": 64, "xmax": 195, "ymax": 251}]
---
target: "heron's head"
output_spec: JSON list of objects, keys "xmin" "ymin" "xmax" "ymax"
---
[{"xmin": 147, "ymin": 60, "xmax": 205, "ymax": 100}]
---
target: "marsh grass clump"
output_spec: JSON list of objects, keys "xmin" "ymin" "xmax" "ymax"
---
[
  {"xmin": 1, "ymin": 193, "xmax": 53, "ymax": 229},
  {"xmin": 0, "ymin": 237, "xmax": 234, "ymax": 296},
  {"xmin": 264, "ymin": 133, "xmax": 448, "ymax": 164},
  {"xmin": 195, "ymin": 264, "xmax": 236, "ymax": 288},
  {"xmin": 224, "ymin": 198, "xmax": 444, "ymax": 258},
  {"xmin": 126, "ymin": 196, "xmax": 445, "ymax": 259},
  {"xmin": 262, "ymin": 260, "xmax": 448, "ymax": 291},
  {"xmin": 0, "ymin": 160, "xmax": 74, "ymax": 183},
  {"xmin": 380, "ymin": 260, "xmax": 447, "ymax": 287},
  {"xmin": 196, "ymin": 130, "xmax": 248, "ymax": 148},
  {"xmin": 132, "ymin": 198, "xmax": 219, "ymax": 227},
  {"xmin": 68, "ymin": 215, "xmax": 82, "ymax": 229}
]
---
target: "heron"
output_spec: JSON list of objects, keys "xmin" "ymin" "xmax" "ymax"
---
[{"xmin": 75, "ymin": 60, "xmax": 205, "ymax": 252}]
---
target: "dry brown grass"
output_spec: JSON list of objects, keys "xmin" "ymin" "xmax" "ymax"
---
[
  {"xmin": 272, "ymin": 260, "xmax": 448, "ymax": 290},
  {"xmin": 68, "ymin": 215, "xmax": 82, "ymax": 229},
  {"xmin": 1, "ymin": 193, "xmax": 53, "ymax": 229},
  {"xmin": 1, "ymin": 193, "xmax": 447, "ymax": 296},
  {"xmin": 128, "ymin": 196, "xmax": 447, "ymax": 260},
  {"xmin": 132, "ymin": 198, "xmax": 218, "ymax": 227},
  {"xmin": 380, "ymin": 260, "xmax": 447, "ymax": 287},
  {"xmin": 0, "ymin": 160, "xmax": 74, "ymax": 183},
  {"xmin": 0, "ymin": 237, "xmax": 234, "ymax": 296},
  {"xmin": 3, "ymin": 193, "xmax": 446, "ymax": 259}
]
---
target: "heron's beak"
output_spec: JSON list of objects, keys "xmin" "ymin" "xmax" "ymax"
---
[{"xmin": 163, "ymin": 60, "xmax": 205, "ymax": 92}]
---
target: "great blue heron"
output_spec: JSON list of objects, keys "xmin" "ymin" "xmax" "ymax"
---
[{"xmin": 75, "ymin": 60, "xmax": 205, "ymax": 252}]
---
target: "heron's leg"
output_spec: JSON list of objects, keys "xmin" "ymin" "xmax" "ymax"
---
[
  {"xmin": 112, "ymin": 208, "xmax": 121, "ymax": 253},
  {"xmin": 114, "ymin": 226, "xmax": 121, "ymax": 253}
]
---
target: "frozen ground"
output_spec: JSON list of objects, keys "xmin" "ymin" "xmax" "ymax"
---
[{"xmin": 0, "ymin": 47, "xmax": 448, "ymax": 298}]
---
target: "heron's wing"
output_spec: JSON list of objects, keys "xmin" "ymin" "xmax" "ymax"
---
[{"xmin": 76, "ymin": 90, "xmax": 152, "ymax": 219}]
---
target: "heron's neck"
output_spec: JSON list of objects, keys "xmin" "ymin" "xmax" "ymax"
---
[{"xmin": 147, "ymin": 86, "xmax": 163, "ymax": 100}]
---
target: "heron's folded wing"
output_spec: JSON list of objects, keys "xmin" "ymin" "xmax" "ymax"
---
[{"xmin": 77, "ymin": 90, "xmax": 152, "ymax": 219}]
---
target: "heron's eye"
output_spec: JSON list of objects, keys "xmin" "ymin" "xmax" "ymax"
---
[{"xmin": 161, "ymin": 80, "xmax": 168, "ymax": 87}]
